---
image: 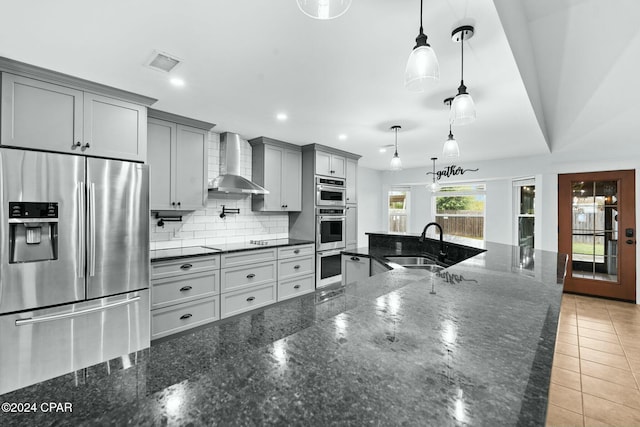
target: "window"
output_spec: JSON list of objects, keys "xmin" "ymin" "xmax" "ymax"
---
[
  {"xmin": 388, "ymin": 188, "xmax": 409, "ymax": 233},
  {"xmin": 433, "ymin": 184, "xmax": 485, "ymax": 241},
  {"xmin": 513, "ymin": 179, "xmax": 535, "ymax": 249}
]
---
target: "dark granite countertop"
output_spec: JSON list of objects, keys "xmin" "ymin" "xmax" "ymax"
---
[
  {"xmin": 2, "ymin": 238, "xmax": 566, "ymax": 426},
  {"xmin": 150, "ymin": 238, "xmax": 314, "ymax": 262}
]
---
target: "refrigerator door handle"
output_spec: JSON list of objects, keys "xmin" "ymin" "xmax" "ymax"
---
[
  {"xmin": 78, "ymin": 182, "xmax": 85, "ymax": 278},
  {"xmin": 89, "ymin": 182, "xmax": 96, "ymax": 277},
  {"xmin": 14, "ymin": 296, "xmax": 141, "ymax": 326}
]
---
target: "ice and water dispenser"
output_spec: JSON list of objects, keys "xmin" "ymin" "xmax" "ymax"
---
[{"xmin": 8, "ymin": 202, "xmax": 59, "ymax": 263}]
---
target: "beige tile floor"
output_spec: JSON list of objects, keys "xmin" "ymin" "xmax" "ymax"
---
[{"xmin": 546, "ymin": 293, "xmax": 640, "ymax": 426}]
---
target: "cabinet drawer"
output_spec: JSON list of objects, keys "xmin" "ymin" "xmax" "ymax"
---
[
  {"xmin": 221, "ymin": 261, "xmax": 276, "ymax": 292},
  {"xmin": 278, "ymin": 256, "xmax": 314, "ymax": 281},
  {"xmin": 278, "ymin": 275, "xmax": 315, "ymax": 301},
  {"xmin": 151, "ymin": 296, "xmax": 219, "ymax": 340},
  {"xmin": 151, "ymin": 270, "xmax": 219, "ymax": 309},
  {"xmin": 220, "ymin": 283, "xmax": 276, "ymax": 319},
  {"xmin": 221, "ymin": 248, "xmax": 276, "ymax": 268},
  {"xmin": 151, "ymin": 255, "xmax": 219, "ymax": 280},
  {"xmin": 278, "ymin": 244, "xmax": 314, "ymax": 259}
]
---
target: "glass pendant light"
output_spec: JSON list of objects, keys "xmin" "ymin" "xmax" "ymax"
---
[
  {"xmin": 450, "ymin": 26, "xmax": 476, "ymax": 125},
  {"xmin": 296, "ymin": 0, "xmax": 352, "ymax": 20},
  {"xmin": 404, "ymin": 0, "xmax": 439, "ymax": 91},
  {"xmin": 442, "ymin": 97, "xmax": 460, "ymax": 158},
  {"xmin": 390, "ymin": 125, "xmax": 402, "ymax": 171},
  {"xmin": 428, "ymin": 157, "xmax": 441, "ymax": 192}
]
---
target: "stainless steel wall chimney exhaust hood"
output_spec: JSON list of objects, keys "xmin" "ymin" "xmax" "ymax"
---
[{"xmin": 208, "ymin": 132, "xmax": 269, "ymax": 194}]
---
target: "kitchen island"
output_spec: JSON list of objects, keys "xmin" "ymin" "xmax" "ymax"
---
[{"xmin": 0, "ymin": 236, "xmax": 565, "ymax": 426}]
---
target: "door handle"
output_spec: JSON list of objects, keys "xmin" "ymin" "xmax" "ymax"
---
[
  {"xmin": 77, "ymin": 182, "xmax": 85, "ymax": 278},
  {"xmin": 626, "ymin": 239, "xmax": 636, "ymax": 245},
  {"xmin": 89, "ymin": 182, "xmax": 96, "ymax": 277},
  {"xmin": 16, "ymin": 296, "xmax": 141, "ymax": 326}
]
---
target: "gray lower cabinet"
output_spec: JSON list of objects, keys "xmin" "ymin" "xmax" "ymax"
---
[
  {"xmin": 147, "ymin": 117, "xmax": 209, "ymax": 211},
  {"xmin": 1, "ymin": 72, "xmax": 147, "ymax": 162},
  {"xmin": 342, "ymin": 254, "xmax": 371, "ymax": 286},
  {"xmin": 277, "ymin": 243, "xmax": 315, "ymax": 301},
  {"xmin": 150, "ymin": 254, "xmax": 221, "ymax": 340},
  {"xmin": 249, "ymin": 137, "xmax": 302, "ymax": 212},
  {"xmin": 346, "ymin": 205, "xmax": 357, "ymax": 250},
  {"xmin": 220, "ymin": 249, "xmax": 277, "ymax": 318},
  {"xmin": 151, "ymin": 244, "xmax": 316, "ymax": 338}
]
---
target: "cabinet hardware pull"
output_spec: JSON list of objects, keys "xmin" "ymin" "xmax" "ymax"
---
[
  {"xmin": 172, "ymin": 202, "xmax": 176, "ymax": 206},
  {"xmin": 177, "ymin": 202, "xmax": 181, "ymax": 206},
  {"xmin": 179, "ymin": 285, "xmax": 192, "ymax": 292},
  {"xmin": 180, "ymin": 313, "xmax": 192, "ymax": 320},
  {"xmin": 293, "ymin": 284, "xmax": 301, "ymax": 289},
  {"xmin": 293, "ymin": 249, "xmax": 300, "ymax": 254},
  {"xmin": 85, "ymin": 142, "xmax": 90, "ymax": 148},
  {"xmin": 180, "ymin": 263, "xmax": 192, "ymax": 270},
  {"xmin": 75, "ymin": 141, "xmax": 81, "ymax": 147},
  {"xmin": 294, "ymin": 265, "xmax": 301, "ymax": 269},
  {"xmin": 247, "ymin": 273, "xmax": 255, "ymax": 279},
  {"xmin": 351, "ymin": 256, "xmax": 360, "ymax": 261},
  {"xmin": 246, "ymin": 296, "xmax": 255, "ymax": 302}
]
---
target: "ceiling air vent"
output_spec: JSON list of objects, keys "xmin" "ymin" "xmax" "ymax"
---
[{"xmin": 145, "ymin": 50, "xmax": 181, "ymax": 73}]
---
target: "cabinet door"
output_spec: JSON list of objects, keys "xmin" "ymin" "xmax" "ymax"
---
[
  {"xmin": 175, "ymin": 125, "xmax": 208, "ymax": 210},
  {"xmin": 147, "ymin": 119, "xmax": 176, "ymax": 210},
  {"xmin": 282, "ymin": 148, "xmax": 302, "ymax": 211},
  {"xmin": 263, "ymin": 145, "xmax": 283, "ymax": 210},
  {"xmin": 1, "ymin": 73, "xmax": 83, "ymax": 153},
  {"xmin": 315, "ymin": 150, "xmax": 332, "ymax": 176},
  {"xmin": 346, "ymin": 205, "xmax": 358, "ymax": 249},
  {"xmin": 83, "ymin": 92, "xmax": 147, "ymax": 162},
  {"xmin": 342, "ymin": 255, "xmax": 370, "ymax": 286},
  {"xmin": 330, "ymin": 154, "xmax": 346, "ymax": 178},
  {"xmin": 346, "ymin": 158, "xmax": 357, "ymax": 203}
]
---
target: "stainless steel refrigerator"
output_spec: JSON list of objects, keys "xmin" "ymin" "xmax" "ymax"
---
[{"xmin": 0, "ymin": 148, "xmax": 150, "ymax": 395}]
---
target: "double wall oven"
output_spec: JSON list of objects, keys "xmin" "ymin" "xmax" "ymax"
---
[{"xmin": 316, "ymin": 177, "xmax": 347, "ymax": 288}]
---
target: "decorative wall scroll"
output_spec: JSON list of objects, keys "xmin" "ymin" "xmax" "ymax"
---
[{"xmin": 426, "ymin": 164, "xmax": 479, "ymax": 181}]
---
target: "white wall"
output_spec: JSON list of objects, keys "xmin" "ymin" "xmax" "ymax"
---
[
  {"xmin": 149, "ymin": 133, "xmax": 289, "ymax": 249},
  {"xmin": 356, "ymin": 166, "xmax": 383, "ymax": 247}
]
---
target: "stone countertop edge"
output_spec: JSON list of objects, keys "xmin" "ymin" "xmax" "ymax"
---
[{"xmin": 150, "ymin": 239, "xmax": 315, "ymax": 262}]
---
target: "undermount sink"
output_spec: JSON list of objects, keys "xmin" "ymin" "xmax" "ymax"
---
[{"xmin": 384, "ymin": 255, "xmax": 445, "ymax": 272}]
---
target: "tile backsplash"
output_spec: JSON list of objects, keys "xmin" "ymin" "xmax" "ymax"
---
[{"xmin": 149, "ymin": 132, "xmax": 289, "ymax": 250}]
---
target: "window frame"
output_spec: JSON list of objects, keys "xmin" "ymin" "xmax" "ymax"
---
[
  {"xmin": 431, "ymin": 183, "xmax": 486, "ymax": 242},
  {"xmin": 388, "ymin": 187, "xmax": 410, "ymax": 233},
  {"xmin": 513, "ymin": 178, "xmax": 536, "ymax": 248}
]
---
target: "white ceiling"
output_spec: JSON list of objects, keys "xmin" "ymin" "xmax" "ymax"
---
[{"xmin": 0, "ymin": 1, "xmax": 636, "ymax": 170}]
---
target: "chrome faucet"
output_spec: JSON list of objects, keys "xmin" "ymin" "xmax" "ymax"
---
[{"xmin": 419, "ymin": 222, "xmax": 447, "ymax": 262}]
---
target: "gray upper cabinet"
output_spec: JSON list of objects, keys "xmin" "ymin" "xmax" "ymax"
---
[
  {"xmin": 250, "ymin": 137, "xmax": 302, "ymax": 212},
  {"xmin": 315, "ymin": 150, "xmax": 345, "ymax": 178},
  {"xmin": 83, "ymin": 92, "xmax": 146, "ymax": 161},
  {"xmin": 147, "ymin": 115, "xmax": 211, "ymax": 211},
  {"xmin": 346, "ymin": 158, "xmax": 357, "ymax": 204},
  {"xmin": 1, "ymin": 72, "xmax": 148, "ymax": 162}
]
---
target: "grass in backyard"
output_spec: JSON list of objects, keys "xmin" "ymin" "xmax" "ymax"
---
[{"xmin": 572, "ymin": 242, "xmax": 604, "ymax": 255}]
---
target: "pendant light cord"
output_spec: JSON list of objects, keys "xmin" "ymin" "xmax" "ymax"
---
[
  {"xmin": 394, "ymin": 127, "xmax": 399, "ymax": 156},
  {"xmin": 460, "ymin": 30, "xmax": 464, "ymax": 83},
  {"xmin": 419, "ymin": 0, "xmax": 423, "ymax": 33}
]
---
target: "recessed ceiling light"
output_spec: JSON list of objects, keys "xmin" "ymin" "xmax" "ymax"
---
[
  {"xmin": 170, "ymin": 77, "xmax": 185, "ymax": 87},
  {"xmin": 379, "ymin": 148, "xmax": 387, "ymax": 153},
  {"xmin": 276, "ymin": 113, "xmax": 288, "ymax": 121},
  {"xmin": 338, "ymin": 134, "xmax": 347, "ymax": 141}
]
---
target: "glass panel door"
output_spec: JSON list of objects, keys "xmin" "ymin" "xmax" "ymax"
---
[
  {"xmin": 571, "ymin": 180, "xmax": 618, "ymax": 282},
  {"xmin": 559, "ymin": 170, "xmax": 636, "ymax": 301}
]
